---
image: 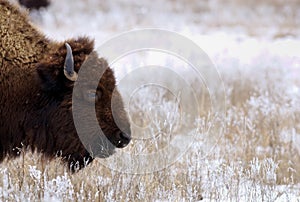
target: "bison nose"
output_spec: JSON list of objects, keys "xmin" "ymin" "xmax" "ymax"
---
[{"xmin": 116, "ymin": 131, "xmax": 131, "ymax": 148}]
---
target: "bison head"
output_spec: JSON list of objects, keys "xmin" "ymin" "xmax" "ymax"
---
[{"xmin": 36, "ymin": 37, "xmax": 131, "ymax": 169}]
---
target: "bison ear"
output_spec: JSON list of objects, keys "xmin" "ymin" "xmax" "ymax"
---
[
  {"xmin": 36, "ymin": 62, "xmax": 64, "ymax": 92},
  {"xmin": 36, "ymin": 43, "xmax": 78, "ymax": 92}
]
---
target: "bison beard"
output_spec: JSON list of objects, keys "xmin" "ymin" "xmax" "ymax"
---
[{"xmin": 0, "ymin": 0, "xmax": 131, "ymax": 171}]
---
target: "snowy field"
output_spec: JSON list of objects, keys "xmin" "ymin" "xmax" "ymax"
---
[{"xmin": 1, "ymin": 0, "xmax": 300, "ymax": 201}]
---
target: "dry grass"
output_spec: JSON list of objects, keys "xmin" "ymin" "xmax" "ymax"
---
[
  {"xmin": 1, "ymin": 60, "xmax": 300, "ymax": 201},
  {"xmin": 170, "ymin": 0, "xmax": 300, "ymax": 37}
]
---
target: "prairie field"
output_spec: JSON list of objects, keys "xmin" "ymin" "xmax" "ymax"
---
[{"xmin": 1, "ymin": 0, "xmax": 300, "ymax": 201}]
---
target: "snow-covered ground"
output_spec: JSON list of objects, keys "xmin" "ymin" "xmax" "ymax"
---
[{"xmin": 2, "ymin": 0, "xmax": 300, "ymax": 201}]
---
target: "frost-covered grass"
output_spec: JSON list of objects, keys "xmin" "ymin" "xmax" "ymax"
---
[{"xmin": 2, "ymin": 0, "xmax": 300, "ymax": 201}]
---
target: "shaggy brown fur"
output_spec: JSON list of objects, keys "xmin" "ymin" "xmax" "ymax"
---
[{"xmin": 0, "ymin": 0, "xmax": 131, "ymax": 171}]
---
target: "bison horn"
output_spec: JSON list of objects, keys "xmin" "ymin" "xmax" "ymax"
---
[{"xmin": 64, "ymin": 43, "xmax": 78, "ymax": 81}]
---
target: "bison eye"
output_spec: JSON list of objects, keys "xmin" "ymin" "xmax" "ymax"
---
[
  {"xmin": 85, "ymin": 89, "xmax": 102, "ymax": 102},
  {"xmin": 85, "ymin": 89, "xmax": 97, "ymax": 102}
]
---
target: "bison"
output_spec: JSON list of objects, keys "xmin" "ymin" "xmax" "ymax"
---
[
  {"xmin": 0, "ymin": 0, "xmax": 131, "ymax": 171},
  {"xmin": 18, "ymin": 0, "xmax": 50, "ymax": 10}
]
